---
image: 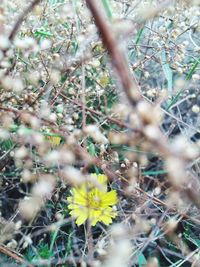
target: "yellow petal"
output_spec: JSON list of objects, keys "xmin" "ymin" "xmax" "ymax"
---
[
  {"xmin": 68, "ymin": 204, "xmax": 79, "ymax": 210},
  {"xmin": 70, "ymin": 208, "xmax": 81, "ymax": 217},
  {"xmin": 76, "ymin": 213, "xmax": 88, "ymax": 226},
  {"xmin": 67, "ymin": 196, "xmax": 72, "ymax": 202},
  {"xmin": 69, "ymin": 206, "xmax": 88, "ymax": 226},
  {"xmin": 91, "ymin": 173, "xmax": 107, "ymax": 185},
  {"xmin": 99, "ymin": 75, "xmax": 109, "ymax": 87},
  {"xmin": 90, "ymin": 173, "xmax": 107, "ymax": 192},
  {"xmin": 90, "ymin": 218, "xmax": 98, "ymax": 226},
  {"xmin": 101, "ymin": 190, "xmax": 118, "ymax": 207},
  {"xmin": 46, "ymin": 135, "xmax": 61, "ymax": 146},
  {"xmin": 102, "ymin": 207, "xmax": 117, "ymax": 219},
  {"xmin": 71, "ymin": 189, "xmax": 87, "ymax": 206},
  {"xmin": 70, "ymin": 206, "xmax": 87, "ymax": 216},
  {"xmin": 101, "ymin": 215, "xmax": 112, "ymax": 225},
  {"xmin": 89, "ymin": 210, "xmax": 101, "ymax": 226},
  {"xmin": 97, "ymin": 174, "xmax": 107, "ymax": 185}
]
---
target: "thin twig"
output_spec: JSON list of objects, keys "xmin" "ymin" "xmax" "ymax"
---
[
  {"xmin": 0, "ymin": 244, "xmax": 33, "ymax": 267},
  {"xmin": 86, "ymin": 0, "xmax": 141, "ymax": 107},
  {"xmin": 9, "ymin": 0, "xmax": 42, "ymax": 41},
  {"xmin": 81, "ymin": 63, "xmax": 86, "ymax": 136},
  {"xmin": 60, "ymin": 93, "xmax": 137, "ymax": 130},
  {"xmin": 85, "ymin": 0, "xmax": 200, "ymax": 209}
]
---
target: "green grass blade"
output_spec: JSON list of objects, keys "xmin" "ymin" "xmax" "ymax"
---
[
  {"xmin": 142, "ymin": 170, "xmax": 168, "ymax": 176},
  {"xmin": 186, "ymin": 57, "xmax": 200, "ymax": 81},
  {"xmin": 166, "ymin": 57, "xmax": 200, "ymax": 110},
  {"xmin": 135, "ymin": 27, "xmax": 144, "ymax": 45},
  {"xmin": 102, "ymin": 0, "xmax": 113, "ymax": 19},
  {"xmin": 138, "ymin": 252, "xmax": 147, "ymax": 267},
  {"xmin": 130, "ymin": 27, "xmax": 144, "ymax": 61},
  {"xmin": 161, "ymin": 50, "xmax": 173, "ymax": 92},
  {"xmin": 49, "ymin": 229, "xmax": 59, "ymax": 253}
]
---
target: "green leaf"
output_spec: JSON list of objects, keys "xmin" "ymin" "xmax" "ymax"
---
[
  {"xmin": 88, "ymin": 142, "xmax": 96, "ymax": 156},
  {"xmin": 186, "ymin": 57, "xmax": 200, "ymax": 81},
  {"xmin": 161, "ymin": 50, "xmax": 173, "ymax": 92},
  {"xmin": 34, "ymin": 28, "xmax": 53, "ymax": 38},
  {"xmin": 142, "ymin": 169, "xmax": 168, "ymax": 176},
  {"xmin": 48, "ymin": 0, "xmax": 65, "ymax": 4},
  {"xmin": 166, "ymin": 56, "xmax": 200, "ymax": 110},
  {"xmin": 38, "ymin": 243, "xmax": 53, "ymax": 259},
  {"xmin": 49, "ymin": 229, "xmax": 59, "ymax": 253},
  {"xmin": 165, "ymin": 90, "xmax": 182, "ymax": 110},
  {"xmin": 102, "ymin": 0, "xmax": 113, "ymax": 19},
  {"xmin": 138, "ymin": 252, "xmax": 147, "ymax": 267},
  {"xmin": 130, "ymin": 27, "xmax": 144, "ymax": 61},
  {"xmin": 135, "ymin": 28, "xmax": 144, "ymax": 45},
  {"xmin": 71, "ymin": 40, "xmax": 79, "ymax": 54},
  {"xmin": 1, "ymin": 139, "xmax": 14, "ymax": 151}
]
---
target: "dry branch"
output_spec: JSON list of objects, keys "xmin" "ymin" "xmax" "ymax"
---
[
  {"xmin": 0, "ymin": 244, "xmax": 33, "ymax": 267},
  {"xmin": 86, "ymin": 0, "xmax": 141, "ymax": 107},
  {"xmin": 9, "ymin": 0, "xmax": 42, "ymax": 41},
  {"xmin": 85, "ymin": 0, "xmax": 200, "ymax": 209}
]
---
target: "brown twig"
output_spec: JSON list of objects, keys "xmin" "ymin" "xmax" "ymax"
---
[
  {"xmin": 86, "ymin": 0, "xmax": 141, "ymax": 107},
  {"xmin": 81, "ymin": 63, "xmax": 87, "ymax": 143},
  {"xmin": 85, "ymin": 0, "xmax": 200, "ymax": 209},
  {"xmin": 0, "ymin": 244, "xmax": 33, "ymax": 267},
  {"xmin": 0, "ymin": 105, "xmax": 57, "ymax": 128},
  {"xmin": 9, "ymin": 0, "xmax": 42, "ymax": 41},
  {"xmin": 60, "ymin": 93, "xmax": 137, "ymax": 130},
  {"xmin": 85, "ymin": 0, "xmax": 171, "ymax": 153}
]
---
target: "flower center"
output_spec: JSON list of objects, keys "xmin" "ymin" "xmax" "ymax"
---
[{"xmin": 88, "ymin": 192, "xmax": 101, "ymax": 209}]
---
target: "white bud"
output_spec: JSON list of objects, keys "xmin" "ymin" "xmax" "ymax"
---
[
  {"xmin": 19, "ymin": 197, "xmax": 42, "ymax": 220},
  {"xmin": 166, "ymin": 157, "xmax": 186, "ymax": 187},
  {"xmin": 15, "ymin": 146, "xmax": 28, "ymax": 159},
  {"xmin": 84, "ymin": 124, "xmax": 108, "ymax": 144},
  {"xmin": 0, "ymin": 35, "xmax": 10, "ymax": 50},
  {"xmin": 192, "ymin": 105, "xmax": 199, "ymax": 113},
  {"xmin": 61, "ymin": 166, "xmax": 85, "ymax": 185},
  {"xmin": 40, "ymin": 39, "xmax": 52, "ymax": 50},
  {"xmin": 13, "ymin": 78, "xmax": 24, "ymax": 93},
  {"xmin": 32, "ymin": 175, "xmax": 55, "ymax": 198},
  {"xmin": 144, "ymin": 125, "xmax": 160, "ymax": 140}
]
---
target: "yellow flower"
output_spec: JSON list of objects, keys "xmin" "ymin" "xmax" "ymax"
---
[
  {"xmin": 67, "ymin": 173, "xmax": 118, "ymax": 226},
  {"xmin": 45, "ymin": 135, "xmax": 61, "ymax": 146}
]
